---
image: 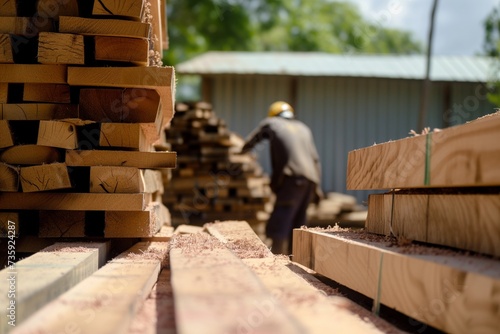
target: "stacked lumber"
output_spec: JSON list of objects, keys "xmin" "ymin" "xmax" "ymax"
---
[
  {"xmin": 163, "ymin": 102, "xmax": 273, "ymax": 227},
  {"xmin": 293, "ymin": 112, "xmax": 500, "ymax": 334},
  {"xmin": 0, "ymin": 0, "xmax": 176, "ymax": 241},
  {"xmin": 306, "ymin": 192, "xmax": 367, "ymax": 228}
]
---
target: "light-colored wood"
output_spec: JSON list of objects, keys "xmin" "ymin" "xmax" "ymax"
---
[
  {"xmin": 39, "ymin": 211, "xmax": 86, "ymax": 238},
  {"xmin": 0, "ymin": 242, "xmax": 106, "ymax": 333},
  {"xmin": 59, "ymin": 16, "xmax": 150, "ymax": 39},
  {"xmin": 292, "ymin": 229, "xmax": 314, "ymax": 268},
  {"xmin": 90, "ymin": 166, "xmax": 153, "ymax": 193},
  {"xmin": 170, "ymin": 233, "xmax": 303, "ymax": 334},
  {"xmin": 367, "ymin": 192, "xmax": 500, "ymax": 257},
  {"xmin": 141, "ymin": 225, "xmax": 174, "ymax": 242},
  {"xmin": 20, "ymin": 162, "xmax": 71, "ymax": 192},
  {"xmin": 99, "ymin": 123, "xmax": 153, "ymax": 151},
  {"xmin": 148, "ymin": 0, "xmax": 163, "ymax": 59},
  {"xmin": 0, "ymin": 64, "xmax": 66, "ymax": 84},
  {"xmin": 36, "ymin": 0, "xmax": 79, "ymax": 19},
  {"xmin": 94, "ymin": 35, "xmax": 148, "ymax": 65},
  {"xmin": 347, "ymin": 112, "xmax": 500, "ymax": 189},
  {"xmin": 160, "ymin": 0, "xmax": 168, "ymax": 50},
  {"xmin": 0, "ymin": 1, "xmax": 16, "ymax": 16},
  {"xmin": 68, "ymin": 66, "xmax": 175, "ymax": 126},
  {"xmin": 0, "ymin": 17, "xmax": 54, "ymax": 35},
  {"xmin": 37, "ymin": 32, "xmax": 84, "ymax": 64},
  {"xmin": 13, "ymin": 242, "xmax": 168, "ymax": 334},
  {"xmin": 0, "ymin": 192, "xmax": 152, "ymax": 211},
  {"xmin": 0, "ymin": 103, "xmax": 78, "ymax": 120},
  {"xmin": 0, "ymin": 83, "xmax": 7, "ymax": 102},
  {"xmin": 37, "ymin": 120, "xmax": 78, "ymax": 149},
  {"xmin": 0, "ymin": 145, "xmax": 62, "ymax": 165},
  {"xmin": 174, "ymin": 224, "xmax": 204, "ymax": 235},
  {"xmin": 23, "ymin": 83, "xmax": 71, "ymax": 103},
  {"xmin": 0, "ymin": 34, "xmax": 13, "ymax": 63},
  {"xmin": 105, "ymin": 202, "xmax": 162, "ymax": 237},
  {"xmin": 0, "ymin": 212, "xmax": 18, "ymax": 236},
  {"xmin": 293, "ymin": 229, "xmax": 500, "ymax": 334},
  {"xmin": 143, "ymin": 169, "xmax": 164, "ymax": 194},
  {"xmin": 0, "ymin": 119, "xmax": 13, "ymax": 148},
  {"xmin": 92, "ymin": 0, "xmax": 145, "ymax": 19},
  {"xmin": 66, "ymin": 149, "xmax": 176, "ymax": 168},
  {"xmin": 0, "ymin": 162, "xmax": 18, "ymax": 191}
]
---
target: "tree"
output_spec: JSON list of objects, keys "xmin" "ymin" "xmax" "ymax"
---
[
  {"xmin": 484, "ymin": 4, "xmax": 500, "ymax": 106},
  {"xmin": 164, "ymin": 0, "xmax": 423, "ymax": 66}
]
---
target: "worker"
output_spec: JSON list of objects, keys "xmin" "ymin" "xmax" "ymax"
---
[{"xmin": 241, "ymin": 101, "xmax": 323, "ymax": 254}]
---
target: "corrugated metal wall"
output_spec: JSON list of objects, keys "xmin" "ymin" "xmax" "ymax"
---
[{"xmin": 206, "ymin": 74, "xmax": 496, "ymax": 204}]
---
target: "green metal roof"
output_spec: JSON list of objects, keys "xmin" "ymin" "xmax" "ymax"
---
[{"xmin": 176, "ymin": 52, "xmax": 495, "ymax": 82}]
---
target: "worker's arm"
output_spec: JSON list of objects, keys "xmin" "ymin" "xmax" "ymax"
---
[{"xmin": 240, "ymin": 121, "xmax": 271, "ymax": 154}]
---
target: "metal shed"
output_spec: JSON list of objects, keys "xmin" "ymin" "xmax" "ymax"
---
[{"xmin": 176, "ymin": 52, "xmax": 497, "ymax": 204}]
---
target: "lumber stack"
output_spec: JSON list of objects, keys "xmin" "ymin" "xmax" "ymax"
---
[
  {"xmin": 293, "ymin": 112, "xmax": 500, "ymax": 334},
  {"xmin": 163, "ymin": 102, "xmax": 273, "ymax": 228},
  {"xmin": 0, "ymin": 0, "xmax": 175, "ymax": 240}
]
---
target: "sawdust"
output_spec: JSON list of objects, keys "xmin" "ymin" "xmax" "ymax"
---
[{"xmin": 225, "ymin": 238, "xmax": 271, "ymax": 259}]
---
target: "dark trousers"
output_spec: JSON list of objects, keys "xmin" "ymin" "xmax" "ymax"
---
[{"xmin": 266, "ymin": 175, "xmax": 315, "ymax": 254}]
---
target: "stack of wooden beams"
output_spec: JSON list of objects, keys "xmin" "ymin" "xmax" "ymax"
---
[
  {"xmin": 163, "ymin": 101, "xmax": 273, "ymax": 227},
  {"xmin": 293, "ymin": 112, "xmax": 500, "ymax": 333},
  {"xmin": 0, "ymin": 0, "xmax": 176, "ymax": 240}
]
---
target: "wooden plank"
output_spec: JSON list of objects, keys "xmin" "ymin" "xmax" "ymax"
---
[
  {"xmin": 0, "ymin": 242, "xmax": 106, "ymax": 333},
  {"xmin": 94, "ymin": 35, "xmax": 148, "ymax": 65},
  {"xmin": 170, "ymin": 233, "xmax": 303, "ymax": 334},
  {"xmin": 65, "ymin": 150, "xmax": 176, "ymax": 168},
  {"xmin": 293, "ymin": 229, "xmax": 500, "ymax": 334},
  {"xmin": 37, "ymin": 32, "xmax": 84, "ymax": 65},
  {"xmin": 39, "ymin": 211, "xmax": 86, "ymax": 238},
  {"xmin": 347, "ymin": 112, "xmax": 500, "ymax": 189},
  {"xmin": 92, "ymin": 0, "xmax": 145, "ymax": 20},
  {"xmin": 0, "ymin": 83, "xmax": 7, "ymax": 102},
  {"xmin": 20, "ymin": 162, "xmax": 71, "ymax": 192},
  {"xmin": 141, "ymin": 225, "xmax": 174, "ymax": 242},
  {"xmin": 99, "ymin": 123, "xmax": 152, "ymax": 151},
  {"xmin": 148, "ymin": 0, "xmax": 163, "ymax": 60},
  {"xmin": 90, "ymin": 166, "xmax": 144, "ymax": 193},
  {"xmin": 13, "ymin": 242, "xmax": 168, "ymax": 333},
  {"xmin": 0, "ymin": 17, "xmax": 54, "ymax": 35},
  {"xmin": 0, "ymin": 103, "xmax": 78, "ymax": 120},
  {"xmin": 0, "ymin": 192, "xmax": 151, "ymax": 210},
  {"xmin": 0, "ymin": 34, "xmax": 14, "ymax": 63},
  {"xmin": 105, "ymin": 202, "xmax": 162, "ymax": 237},
  {"xmin": 37, "ymin": 120, "xmax": 78, "ymax": 149},
  {"xmin": 59, "ymin": 16, "xmax": 150, "ymax": 39},
  {"xmin": 0, "ymin": 120, "xmax": 14, "ymax": 148},
  {"xmin": 0, "ymin": 162, "xmax": 18, "ymax": 191},
  {"xmin": 0, "ymin": 212, "xmax": 19, "ymax": 236},
  {"xmin": 68, "ymin": 66, "xmax": 175, "ymax": 126},
  {"xmin": 0, "ymin": 1, "xmax": 16, "ymax": 16},
  {"xmin": 0, "ymin": 64, "xmax": 67, "ymax": 83},
  {"xmin": 367, "ymin": 192, "xmax": 500, "ymax": 257},
  {"xmin": 0, "ymin": 145, "xmax": 62, "ymax": 165},
  {"xmin": 23, "ymin": 83, "xmax": 71, "ymax": 103},
  {"xmin": 36, "ymin": 0, "xmax": 79, "ymax": 19}
]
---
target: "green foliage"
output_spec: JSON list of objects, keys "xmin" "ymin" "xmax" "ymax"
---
[
  {"xmin": 164, "ymin": 0, "xmax": 423, "ymax": 66},
  {"xmin": 484, "ymin": 4, "xmax": 500, "ymax": 106}
]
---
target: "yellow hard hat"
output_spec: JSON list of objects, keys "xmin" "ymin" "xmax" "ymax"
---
[{"xmin": 268, "ymin": 101, "xmax": 294, "ymax": 118}]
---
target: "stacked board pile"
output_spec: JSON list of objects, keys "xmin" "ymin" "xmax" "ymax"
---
[
  {"xmin": 293, "ymin": 112, "xmax": 500, "ymax": 334},
  {"xmin": 163, "ymin": 102, "xmax": 273, "ymax": 228},
  {"xmin": 0, "ymin": 0, "xmax": 176, "ymax": 240}
]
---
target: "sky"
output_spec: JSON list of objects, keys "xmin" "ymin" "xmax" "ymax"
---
[{"xmin": 341, "ymin": 0, "xmax": 499, "ymax": 55}]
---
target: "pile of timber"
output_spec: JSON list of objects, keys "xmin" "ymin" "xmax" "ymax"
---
[
  {"xmin": 293, "ymin": 112, "xmax": 500, "ymax": 334},
  {"xmin": 163, "ymin": 101, "xmax": 273, "ymax": 227},
  {"xmin": 306, "ymin": 192, "xmax": 367, "ymax": 228},
  {"xmin": 0, "ymin": 0, "xmax": 176, "ymax": 240}
]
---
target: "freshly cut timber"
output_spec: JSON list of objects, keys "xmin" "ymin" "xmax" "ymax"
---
[
  {"xmin": 37, "ymin": 32, "xmax": 84, "ymax": 65},
  {"xmin": 0, "ymin": 104, "xmax": 78, "ymax": 120},
  {"xmin": 65, "ymin": 150, "xmax": 176, "ymax": 169},
  {"xmin": 59, "ymin": 16, "xmax": 150, "ymax": 39},
  {"xmin": 0, "ymin": 64, "xmax": 66, "ymax": 84}
]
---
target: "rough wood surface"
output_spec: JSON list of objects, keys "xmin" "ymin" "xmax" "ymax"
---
[
  {"xmin": 36, "ymin": 0, "xmax": 79, "ymax": 19},
  {"xmin": 59, "ymin": 16, "xmax": 150, "ymax": 39},
  {"xmin": 99, "ymin": 123, "xmax": 154, "ymax": 151},
  {"xmin": 39, "ymin": 211, "xmax": 86, "ymax": 238},
  {"xmin": 0, "ymin": 34, "xmax": 13, "ymax": 63},
  {"xmin": 0, "ymin": 1, "xmax": 16, "ymax": 16},
  {"xmin": 0, "ymin": 211, "xmax": 18, "ymax": 236},
  {"xmin": 0, "ymin": 17, "xmax": 54, "ymax": 35},
  {"xmin": 141, "ymin": 225, "xmax": 174, "ymax": 242},
  {"xmin": 0, "ymin": 83, "xmax": 7, "ymax": 102},
  {"xmin": 0, "ymin": 103, "xmax": 78, "ymax": 120},
  {"xmin": 0, "ymin": 242, "xmax": 106, "ymax": 333},
  {"xmin": 0, "ymin": 145, "xmax": 62, "ymax": 165},
  {"xmin": 347, "ymin": 112, "xmax": 500, "ymax": 189},
  {"xmin": 13, "ymin": 242, "xmax": 168, "ymax": 334},
  {"xmin": 0, "ymin": 192, "xmax": 152, "ymax": 210},
  {"xmin": 66, "ymin": 150, "xmax": 176, "ymax": 168},
  {"xmin": 0, "ymin": 119, "xmax": 13, "ymax": 148},
  {"xmin": 20, "ymin": 162, "xmax": 71, "ymax": 192},
  {"xmin": 293, "ymin": 229, "xmax": 500, "ymax": 334},
  {"xmin": 105, "ymin": 203, "xmax": 162, "ymax": 237},
  {"xmin": 367, "ymin": 192, "xmax": 500, "ymax": 257},
  {"xmin": 23, "ymin": 83, "xmax": 71, "ymax": 103},
  {"xmin": 94, "ymin": 35, "xmax": 149, "ymax": 65},
  {"xmin": 92, "ymin": 0, "xmax": 145, "ymax": 19},
  {"xmin": 37, "ymin": 120, "xmax": 78, "ymax": 149},
  {"xmin": 0, "ymin": 64, "xmax": 67, "ymax": 84},
  {"xmin": 37, "ymin": 32, "xmax": 84, "ymax": 64},
  {"xmin": 89, "ymin": 167, "xmax": 163, "ymax": 194}
]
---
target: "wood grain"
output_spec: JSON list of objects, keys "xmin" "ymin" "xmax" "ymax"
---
[
  {"xmin": 23, "ymin": 83, "xmax": 71, "ymax": 103},
  {"xmin": 94, "ymin": 36, "xmax": 148, "ymax": 65},
  {"xmin": 38, "ymin": 32, "xmax": 84, "ymax": 64},
  {"xmin": 0, "ymin": 145, "xmax": 62, "ymax": 165},
  {"xmin": 105, "ymin": 202, "xmax": 162, "ymax": 237},
  {"xmin": 59, "ymin": 16, "xmax": 150, "ymax": 39},
  {"xmin": 39, "ymin": 211, "xmax": 86, "ymax": 238},
  {"xmin": 0, "ymin": 162, "xmax": 18, "ymax": 191},
  {"xmin": 0, "ymin": 83, "xmax": 7, "ymax": 102},
  {"xmin": 36, "ymin": 0, "xmax": 79, "ymax": 19},
  {"xmin": 0, "ymin": 103, "xmax": 78, "ymax": 120},
  {"xmin": 89, "ymin": 166, "xmax": 145, "ymax": 193},
  {"xmin": 65, "ymin": 150, "xmax": 176, "ymax": 169},
  {"xmin": 0, "ymin": 34, "xmax": 13, "ymax": 63},
  {"xmin": 0, "ymin": 1, "xmax": 16, "ymax": 16},
  {"xmin": 99, "ymin": 123, "xmax": 153, "ymax": 151},
  {"xmin": 92, "ymin": 0, "xmax": 145, "ymax": 19},
  {"xmin": 0, "ymin": 17, "xmax": 54, "ymax": 35},
  {"xmin": 20, "ymin": 162, "xmax": 71, "ymax": 192},
  {"xmin": 0, "ymin": 64, "xmax": 67, "ymax": 84},
  {"xmin": 37, "ymin": 120, "xmax": 78, "ymax": 149},
  {"xmin": 0, "ymin": 119, "xmax": 13, "ymax": 148}
]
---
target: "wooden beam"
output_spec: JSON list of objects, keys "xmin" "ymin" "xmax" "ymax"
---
[
  {"xmin": 94, "ymin": 35, "xmax": 148, "ymax": 65},
  {"xmin": 0, "ymin": 192, "xmax": 152, "ymax": 210},
  {"xmin": 0, "ymin": 64, "xmax": 67, "ymax": 84},
  {"xmin": 36, "ymin": 0, "xmax": 79, "ymax": 19},
  {"xmin": 13, "ymin": 242, "xmax": 168, "ymax": 333},
  {"xmin": 105, "ymin": 202, "xmax": 162, "ymax": 237},
  {"xmin": 20, "ymin": 162, "xmax": 71, "ymax": 192},
  {"xmin": 68, "ymin": 66, "xmax": 175, "ymax": 126},
  {"xmin": 23, "ymin": 83, "xmax": 71, "ymax": 103},
  {"xmin": 366, "ymin": 192, "xmax": 500, "ymax": 257},
  {"xmin": 37, "ymin": 120, "xmax": 78, "ymax": 149},
  {"xmin": 293, "ymin": 229, "xmax": 500, "ymax": 334},
  {"xmin": 65, "ymin": 150, "xmax": 176, "ymax": 168},
  {"xmin": 90, "ymin": 166, "xmax": 144, "ymax": 193},
  {"xmin": 0, "ymin": 83, "xmax": 7, "ymax": 102},
  {"xmin": 0, "ymin": 242, "xmax": 106, "ymax": 333},
  {"xmin": 0, "ymin": 17, "xmax": 54, "ymax": 35},
  {"xmin": 148, "ymin": 0, "xmax": 162, "ymax": 61},
  {"xmin": 0, "ymin": 1, "xmax": 16, "ymax": 16},
  {"xmin": 0, "ymin": 120, "xmax": 14, "ymax": 148},
  {"xmin": 0, "ymin": 145, "xmax": 62, "ymax": 165},
  {"xmin": 92, "ymin": 0, "xmax": 145, "ymax": 20},
  {"xmin": 99, "ymin": 123, "xmax": 153, "ymax": 151},
  {"xmin": 37, "ymin": 32, "xmax": 84, "ymax": 65},
  {"xmin": 0, "ymin": 103, "xmax": 78, "ymax": 120},
  {"xmin": 0, "ymin": 34, "xmax": 13, "ymax": 63},
  {"xmin": 347, "ymin": 112, "xmax": 500, "ymax": 190},
  {"xmin": 59, "ymin": 16, "xmax": 150, "ymax": 39},
  {"xmin": 0, "ymin": 162, "xmax": 18, "ymax": 191},
  {"xmin": 39, "ymin": 211, "xmax": 86, "ymax": 238},
  {"xmin": 141, "ymin": 225, "xmax": 174, "ymax": 242},
  {"xmin": 170, "ymin": 233, "xmax": 303, "ymax": 333}
]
